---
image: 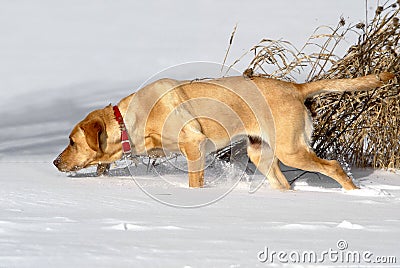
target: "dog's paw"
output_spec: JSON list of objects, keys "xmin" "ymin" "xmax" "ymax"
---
[{"xmin": 96, "ymin": 163, "xmax": 111, "ymax": 176}]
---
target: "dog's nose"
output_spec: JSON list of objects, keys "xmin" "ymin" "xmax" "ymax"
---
[{"xmin": 53, "ymin": 157, "xmax": 61, "ymax": 168}]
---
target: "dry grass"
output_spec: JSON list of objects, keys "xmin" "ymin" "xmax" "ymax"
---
[
  {"xmin": 307, "ymin": 3, "xmax": 399, "ymax": 169},
  {"xmin": 221, "ymin": 1, "xmax": 399, "ymax": 170}
]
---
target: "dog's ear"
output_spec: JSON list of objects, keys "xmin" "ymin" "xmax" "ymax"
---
[{"xmin": 81, "ymin": 119, "xmax": 107, "ymax": 152}]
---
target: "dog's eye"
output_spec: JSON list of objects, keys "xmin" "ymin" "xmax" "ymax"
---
[{"xmin": 69, "ymin": 138, "xmax": 75, "ymax": 146}]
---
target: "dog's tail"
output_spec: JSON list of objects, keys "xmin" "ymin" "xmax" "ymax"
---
[{"xmin": 298, "ymin": 72, "xmax": 395, "ymax": 100}]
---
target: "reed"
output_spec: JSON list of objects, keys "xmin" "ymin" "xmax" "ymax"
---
[{"xmin": 221, "ymin": 1, "xmax": 399, "ymax": 170}]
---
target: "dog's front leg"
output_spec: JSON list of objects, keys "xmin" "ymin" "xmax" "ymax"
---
[{"xmin": 178, "ymin": 131, "xmax": 206, "ymax": 188}]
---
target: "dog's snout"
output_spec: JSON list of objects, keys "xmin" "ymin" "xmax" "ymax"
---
[
  {"xmin": 53, "ymin": 156, "xmax": 68, "ymax": 172},
  {"xmin": 53, "ymin": 157, "xmax": 61, "ymax": 168}
]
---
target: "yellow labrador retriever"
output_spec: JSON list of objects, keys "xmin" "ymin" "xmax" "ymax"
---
[{"xmin": 53, "ymin": 73, "xmax": 394, "ymax": 190}]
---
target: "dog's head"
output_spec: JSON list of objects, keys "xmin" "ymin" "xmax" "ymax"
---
[{"xmin": 53, "ymin": 106, "xmax": 123, "ymax": 172}]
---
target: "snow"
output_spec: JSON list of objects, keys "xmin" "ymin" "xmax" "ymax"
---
[
  {"xmin": 1, "ymin": 0, "xmax": 399, "ymax": 267},
  {"xmin": 1, "ymin": 162, "xmax": 399, "ymax": 267},
  {"xmin": 337, "ymin": 220, "xmax": 364, "ymax": 230}
]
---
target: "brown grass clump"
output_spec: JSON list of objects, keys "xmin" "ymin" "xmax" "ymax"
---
[
  {"xmin": 223, "ymin": 1, "xmax": 399, "ymax": 170},
  {"xmin": 307, "ymin": 4, "xmax": 399, "ymax": 169}
]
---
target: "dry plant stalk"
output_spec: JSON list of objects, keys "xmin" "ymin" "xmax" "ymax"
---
[
  {"xmin": 307, "ymin": 3, "xmax": 399, "ymax": 169},
  {"xmin": 222, "ymin": 1, "xmax": 399, "ymax": 170}
]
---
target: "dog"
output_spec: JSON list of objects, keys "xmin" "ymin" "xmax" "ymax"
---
[{"xmin": 54, "ymin": 72, "xmax": 394, "ymax": 190}]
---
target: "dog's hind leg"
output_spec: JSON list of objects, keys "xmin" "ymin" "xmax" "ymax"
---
[
  {"xmin": 273, "ymin": 108, "xmax": 358, "ymax": 190},
  {"xmin": 271, "ymin": 159, "xmax": 291, "ymax": 190},
  {"xmin": 247, "ymin": 137, "xmax": 290, "ymax": 190},
  {"xmin": 277, "ymin": 145, "xmax": 358, "ymax": 190}
]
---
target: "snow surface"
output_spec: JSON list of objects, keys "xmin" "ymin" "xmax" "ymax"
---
[
  {"xmin": 1, "ymin": 0, "xmax": 399, "ymax": 267},
  {"xmin": 1, "ymin": 160, "xmax": 400, "ymax": 267}
]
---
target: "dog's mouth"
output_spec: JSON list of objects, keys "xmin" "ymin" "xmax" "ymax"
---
[
  {"xmin": 54, "ymin": 158, "xmax": 86, "ymax": 173},
  {"xmin": 56, "ymin": 164, "xmax": 83, "ymax": 173},
  {"xmin": 54, "ymin": 153, "xmax": 100, "ymax": 173},
  {"xmin": 70, "ymin": 165, "xmax": 84, "ymax": 172}
]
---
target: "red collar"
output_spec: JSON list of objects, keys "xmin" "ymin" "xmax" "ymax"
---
[{"xmin": 113, "ymin": 105, "xmax": 132, "ymax": 155}]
